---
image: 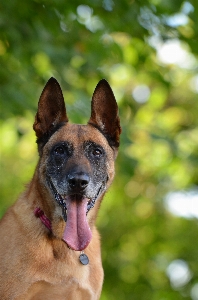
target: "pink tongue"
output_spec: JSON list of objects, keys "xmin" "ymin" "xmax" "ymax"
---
[{"xmin": 62, "ymin": 197, "xmax": 92, "ymax": 251}]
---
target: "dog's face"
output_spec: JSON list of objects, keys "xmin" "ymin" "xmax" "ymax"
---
[
  {"xmin": 33, "ymin": 78, "xmax": 121, "ymax": 251},
  {"xmin": 45, "ymin": 124, "xmax": 114, "ymax": 210}
]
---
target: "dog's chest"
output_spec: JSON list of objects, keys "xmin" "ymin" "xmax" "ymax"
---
[{"xmin": 23, "ymin": 249, "xmax": 103, "ymax": 300}]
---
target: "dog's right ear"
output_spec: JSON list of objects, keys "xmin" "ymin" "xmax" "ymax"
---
[
  {"xmin": 33, "ymin": 77, "xmax": 68, "ymax": 153},
  {"xmin": 88, "ymin": 79, "xmax": 121, "ymax": 149}
]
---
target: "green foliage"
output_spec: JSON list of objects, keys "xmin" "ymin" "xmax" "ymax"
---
[{"xmin": 1, "ymin": 0, "xmax": 198, "ymax": 299}]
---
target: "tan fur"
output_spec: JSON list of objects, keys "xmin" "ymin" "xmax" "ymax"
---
[{"xmin": 0, "ymin": 78, "xmax": 120, "ymax": 300}]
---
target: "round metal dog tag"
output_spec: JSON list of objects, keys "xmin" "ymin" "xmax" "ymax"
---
[{"xmin": 79, "ymin": 253, "xmax": 89, "ymax": 265}]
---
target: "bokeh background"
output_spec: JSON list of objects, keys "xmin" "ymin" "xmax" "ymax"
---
[{"xmin": 1, "ymin": 1, "xmax": 198, "ymax": 299}]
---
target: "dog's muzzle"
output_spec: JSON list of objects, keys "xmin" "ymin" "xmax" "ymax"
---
[{"xmin": 47, "ymin": 176, "xmax": 107, "ymax": 251}]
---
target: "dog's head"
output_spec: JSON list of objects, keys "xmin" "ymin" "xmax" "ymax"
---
[{"xmin": 33, "ymin": 78, "xmax": 121, "ymax": 251}]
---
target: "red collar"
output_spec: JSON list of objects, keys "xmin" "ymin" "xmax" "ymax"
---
[{"xmin": 34, "ymin": 207, "xmax": 52, "ymax": 231}]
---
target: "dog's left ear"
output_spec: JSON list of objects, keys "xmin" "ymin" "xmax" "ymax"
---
[
  {"xmin": 88, "ymin": 79, "xmax": 121, "ymax": 148},
  {"xmin": 33, "ymin": 77, "xmax": 68, "ymax": 140},
  {"xmin": 33, "ymin": 77, "xmax": 68, "ymax": 154}
]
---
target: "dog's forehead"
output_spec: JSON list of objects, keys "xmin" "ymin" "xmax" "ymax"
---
[{"xmin": 50, "ymin": 123, "xmax": 110, "ymax": 148}]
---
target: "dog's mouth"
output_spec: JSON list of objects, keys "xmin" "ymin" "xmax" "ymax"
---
[
  {"xmin": 48, "ymin": 179, "xmax": 100, "ymax": 220},
  {"xmin": 47, "ymin": 178, "xmax": 104, "ymax": 251}
]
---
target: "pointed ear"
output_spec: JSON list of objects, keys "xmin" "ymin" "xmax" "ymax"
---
[
  {"xmin": 33, "ymin": 77, "xmax": 68, "ymax": 154},
  {"xmin": 33, "ymin": 77, "xmax": 68, "ymax": 140},
  {"xmin": 88, "ymin": 79, "xmax": 121, "ymax": 148}
]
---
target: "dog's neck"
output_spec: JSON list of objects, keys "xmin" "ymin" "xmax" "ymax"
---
[{"xmin": 34, "ymin": 206, "xmax": 90, "ymax": 265}]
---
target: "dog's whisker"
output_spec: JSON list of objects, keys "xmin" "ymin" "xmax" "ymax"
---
[{"xmin": 47, "ymin": 177, "xmax": 68, "ymax": 221}]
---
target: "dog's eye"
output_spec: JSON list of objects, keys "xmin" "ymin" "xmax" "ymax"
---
[
  {"xmin": 54, "ymin": 146, "xmax": 65, "ymax": 155},
  {"xmin": 92, "ymin": 148, "xmax": 103, "ymax": 158}
]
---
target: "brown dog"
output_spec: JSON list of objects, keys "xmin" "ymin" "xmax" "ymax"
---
[{"xmin": 0, "ymin": 78, "xmax": 121, "ymax": 300}]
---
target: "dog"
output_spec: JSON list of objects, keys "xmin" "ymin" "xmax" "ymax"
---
[{"xmin": 0, "ymin": 77, "xmax": 121, "ymax": 300}]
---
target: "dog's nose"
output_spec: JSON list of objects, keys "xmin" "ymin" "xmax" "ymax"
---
[{"xmin": 67, "ymin": 173, "xmax": 90, "ymax": 191}]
